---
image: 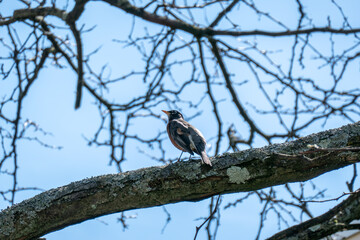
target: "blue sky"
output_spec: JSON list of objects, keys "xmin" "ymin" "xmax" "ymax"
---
[{"xmin": 1, "ymin": 0, "xmax": 360, "ymax": 239}]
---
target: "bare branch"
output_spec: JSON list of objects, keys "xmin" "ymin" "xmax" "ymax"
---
[
  {"xmin": 1, "ymin": 121, "xmax": 360, "ymax": 240},
  {"xmin": 268, "ymin": 188, "xmax": 360, "ymax": 240}
]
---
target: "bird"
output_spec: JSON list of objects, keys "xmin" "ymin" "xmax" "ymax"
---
[{"xmin": 162, "ymin": 110, "xmax": 212, "ymax": 166}]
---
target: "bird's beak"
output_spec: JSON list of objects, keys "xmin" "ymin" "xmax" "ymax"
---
[{"xmin": 162, "ymin": 110, "xmax": 170, "ymax": 116}]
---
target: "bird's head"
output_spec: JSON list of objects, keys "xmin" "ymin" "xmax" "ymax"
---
[{"xmin": 162, "ymin": 110, "xmax": 184, "ymax": 121}]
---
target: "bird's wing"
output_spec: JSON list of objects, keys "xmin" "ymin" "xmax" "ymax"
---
[
  {"xmin": 189, "ymin": 126, "xmax": 206, "ymax": 154},
  {"xmin": 188, "ymin": 126, "xmax": 212, "ymax": 166},
  {"xmin": 168, "ymin": 120, "xmax": 194, "ymax": 154}
]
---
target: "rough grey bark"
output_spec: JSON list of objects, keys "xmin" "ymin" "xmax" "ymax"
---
[
  {"xmin": 268, "ymin": 189, "xmax": 360, "ymax": 240},
  {"xmin": 1, "ymin": 122, "xmax": 360, "ymax": 240}
]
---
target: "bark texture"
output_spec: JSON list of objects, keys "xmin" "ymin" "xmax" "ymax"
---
[
  {"xmin": 1, "ymin": 122, "xmax": 360, "ymax": 240},
  {"xmin": 268, "ymin": 189, "xmax": 360, "ymax": 240}
]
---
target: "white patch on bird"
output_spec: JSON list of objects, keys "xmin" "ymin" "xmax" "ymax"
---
[
  {"xmin": 227, "ymin": 166, "xmax": 250, "ymax": 184},
  {"xmin": 206, "ymin": 143, "xmax": 211, "ymax": 150},
  {"xmin": 193, "ymin": 128, "xmax": 205, "ymax": 139},
  {"xmin": 177, "ymin": 128, "xmax": 183, "ymax": 134}
]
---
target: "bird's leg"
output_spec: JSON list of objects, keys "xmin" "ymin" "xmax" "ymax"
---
[
  {"xmin": 177, "ymin": 151, "xmax": 184, "ymax": 162},
  {"xmin": 188, "ymin": 154, "xmax": 192, "ymax": 160}
]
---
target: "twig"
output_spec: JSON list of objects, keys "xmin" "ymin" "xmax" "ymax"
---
[
  {"xmin": 301, "ymin": 189, "xmax": 360, "ymax": 203},
  {"xmin": 194, "ymin": 195, "xmax": 221, "ymax": 240},
  {"xmin": 161, "ymin": 206, "xmax": 171, "ymax": 234},
  {"xmin": 346, "ymin": 164, "xmax": 357, "ymax": 192}
]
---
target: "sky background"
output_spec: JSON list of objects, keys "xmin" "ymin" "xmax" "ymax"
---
[{"xmin": 1, "ymin": 0, "xmax": 360, "ymax": 239}]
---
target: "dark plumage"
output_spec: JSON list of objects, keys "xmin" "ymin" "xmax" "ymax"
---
[{"xmin": 162, "ymin": 110, "xmax": 212, "ymax": 166}]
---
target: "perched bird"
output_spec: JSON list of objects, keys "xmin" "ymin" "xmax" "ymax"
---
[{"xmin": 162, "ymin": 110, "xmax": 212, "ymax": 166}]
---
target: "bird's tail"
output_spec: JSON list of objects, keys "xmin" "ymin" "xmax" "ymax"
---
[{"xmin": 200, "ymin": 151, "xmax": 212, "ymax": 167}]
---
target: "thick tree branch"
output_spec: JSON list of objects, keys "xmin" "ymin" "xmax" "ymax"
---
[
  {"xmin": 101, "ymin": 0, "xmax": 360, "ymax": 37},
  {"xmin": 268, "ymin": 189, "xmax": 360, "ymax": 240},
  {"xmin": 66, "ymin": 0, "xmax": 89, "ymax": 23},
  {"xmin": 1, "ymin": 122, "xmax": 360, "ymax": 240},
  {"xmin": 4, "ymin": 3, "xmax": 360, "ymax": 37}
]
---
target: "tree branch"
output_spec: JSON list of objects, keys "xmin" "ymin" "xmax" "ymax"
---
[
  {"xmin": 1, "ymin": 121, "xmax": 360, "ymax": 240},
  {"xmin": 101, "ymin": 0, "xmax": 360, "ymax": 37},
  {"xmin": 4, "ymin": 3, "xmax": 360, "ymax": 38},
  {"xmin": 268, "ymin": 188, "xmax": 360, "ymax": 240},
  {"xmin": 208, "ymin": 37, "xmax": 268, "ymax": 144}
]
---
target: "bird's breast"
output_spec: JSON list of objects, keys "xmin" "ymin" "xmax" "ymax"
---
[{"xmin": 167, "ymin": 123, "xmax": 184, "ymax": 151}]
